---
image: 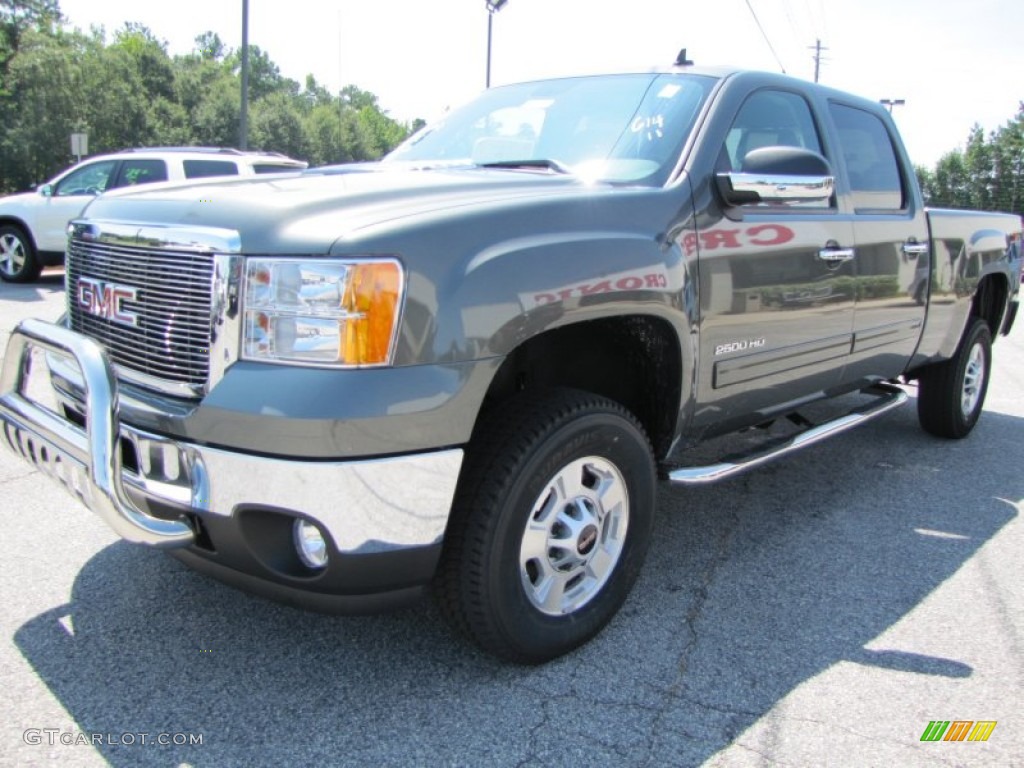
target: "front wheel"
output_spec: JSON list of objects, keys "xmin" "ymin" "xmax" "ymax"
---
[
  {"xmin": 0, "ymin": 225, "xmax": 42, "ymax": 283},
  {"xmin": 917, "ymin": 317, "xmax": 992, "ymax": 438},
  {"xmin": 436, "ymin": 389, "xmax": 656, "ymax": 663}
]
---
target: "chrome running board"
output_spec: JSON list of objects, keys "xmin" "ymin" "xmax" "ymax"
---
[{"xmin": 667, "ymin": 384, "xmax": 908, "ymax": 486}]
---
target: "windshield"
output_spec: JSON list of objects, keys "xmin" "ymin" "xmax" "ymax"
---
[{"xmin": 384, "ymin": 73, "xmax": 715, "ymax": 186}]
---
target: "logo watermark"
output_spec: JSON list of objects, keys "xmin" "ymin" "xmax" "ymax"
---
[
  {"xmin": 920, "ymin": 721, "xmax": 997, "ymax": 742},
  {"xmin": 23, "ymin": 729, "xmax": 203, "ymax": 747}
]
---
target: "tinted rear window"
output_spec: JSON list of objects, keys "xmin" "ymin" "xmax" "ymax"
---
[
  {"xmin": 115, "ymin": 159, "xmax": 168, "ymax": 187},
  {"xmin": 829, "ymin": 103, "xmax": 905, "ymax": 211},
  {"xmin": 183, "ymin": 159, "xmax": 239, "ymax": 178},
  {"xmin": 252, "ymin": 163, "xmax": 302, "ymax": 174}
]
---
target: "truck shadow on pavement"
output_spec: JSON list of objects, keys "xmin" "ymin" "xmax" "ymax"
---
[
  {"xmin": 0, "ymin": 272, "xmax": 64, "ymax": 304},
  {"xmin": 13, "ymin": 404, "xmax": 1021, "ymax": 767}
]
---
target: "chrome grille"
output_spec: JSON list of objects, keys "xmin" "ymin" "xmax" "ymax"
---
[{"xmin": 67, "ymin": 237, "xmax": 214, "ymax": 388}]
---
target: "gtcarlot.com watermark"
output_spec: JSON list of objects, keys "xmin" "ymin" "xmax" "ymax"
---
[{"xmin": 24, "ymin": 728, "xmax": 203, "ymax": 747}]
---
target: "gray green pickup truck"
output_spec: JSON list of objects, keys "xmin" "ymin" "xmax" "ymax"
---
[{"xmin": 1, "ymin": 64, "xmax": 1019, "ymax": 662}]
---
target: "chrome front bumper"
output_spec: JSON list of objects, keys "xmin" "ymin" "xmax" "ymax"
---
[{"xmin": 0, "ymin": 319, "xmax": 463, "ymax": 555}]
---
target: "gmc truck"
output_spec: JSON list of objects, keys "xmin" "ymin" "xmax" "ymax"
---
[{"xmin": 1, "ymin": 64, "xmax": 1019, "ymax": 663}]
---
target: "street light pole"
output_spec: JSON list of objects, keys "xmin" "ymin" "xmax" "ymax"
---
[
  {"xmin": 485, "ymin": 0, "xmax": 508, "ymax": 88},
  {"xmin": 240, "ymin": 0, "xmax": 249, "ymax": 149},
  {"xmin": 879, "ymin": 98, "xmax": 905, "ymax": 114},
  {"xmin": 486, "ymin": 12, "xmax": 493, "ymax": 88}
]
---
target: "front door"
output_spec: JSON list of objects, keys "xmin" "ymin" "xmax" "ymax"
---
[
  {"xmin": 37, "ymin": 159, "xmax": 118, "ymax": 251},
  {"xmin": 691, "ymin": 88, "xmax": 856, "ymax": 432}
]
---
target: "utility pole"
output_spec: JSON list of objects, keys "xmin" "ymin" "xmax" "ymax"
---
[
  {"xmin": 808, "ymin": 38, "xmax": 828, "ymax": 83},
  {"xmin": 880, "ymin": 98, "xmax": 906, "ymax": 114}
]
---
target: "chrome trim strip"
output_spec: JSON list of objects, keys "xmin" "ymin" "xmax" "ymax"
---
[
  {"xmin": 668, "ymin": 384, "xmax": 907, "ymax": 485},
  {"xmin": 147, "ymin": 433, "xmax": 463, "ymax": 554},
  {"xmin": 209, "ymin": 254, "xmax": 243, "ymax": 388},
  {"xmin": 817, "ymin": 248, "xmax": 856, "ymax": 263},
  {"xmin": 69, "ymin": 219, "xmax": 242, "ymax": 254},
  {"xmin": 720, "ymin": 172, "xmax": 835, "ymax": 203},
  {"xmin": 0, "ymin": 319, "xmax": 194, "ymax": 547}
]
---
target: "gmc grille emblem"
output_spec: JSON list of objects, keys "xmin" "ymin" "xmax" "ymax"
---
[{"xmin": 77, "ymin": 277, "xmax": 140, "ymax": 328}]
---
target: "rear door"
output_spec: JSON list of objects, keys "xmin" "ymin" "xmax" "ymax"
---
[
  {"xmin": 110, "ymin": 158, "xmax": 169, "ymax": 189},
  {"xmin": 827, "ymin": 102, "xmax": 928, "ymax": 381}
]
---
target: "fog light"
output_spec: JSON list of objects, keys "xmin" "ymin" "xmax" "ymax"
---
[{"xmin": 293, "ymin": 519, "xmax": 328, "ymax": 569}]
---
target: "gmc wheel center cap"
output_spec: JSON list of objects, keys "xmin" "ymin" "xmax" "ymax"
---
[{"xmin": 577, "ymin": 524, "xmax": 599, "ymax": 556}]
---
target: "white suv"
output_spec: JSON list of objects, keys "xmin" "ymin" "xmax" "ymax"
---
[{"xmin": 0, "ymin": 147, "xmax": 307, "ymax": 282}]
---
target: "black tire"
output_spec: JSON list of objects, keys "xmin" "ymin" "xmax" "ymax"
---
[
  {"xmin": 436, "ymin": 389, "xmax": 656, "ymax": 663},
  {"xmin": 0, "ymin": 224, "xmax": 42, "ymax": 283},
  {"xmin": 917, "ymin": 317, "xmax": 992, "ymax": 439}
]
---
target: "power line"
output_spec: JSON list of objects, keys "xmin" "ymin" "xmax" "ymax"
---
[
  {"xmin": 803, "ymin": 0, "xmax": 820, "ymax": 39},
  {"xmin": 744, "ymin": 0, "xmax": 787, "ymax": 74},
  {"xmin": 780, "ymin": 0, "xmax": 805, "ymax": 52}
]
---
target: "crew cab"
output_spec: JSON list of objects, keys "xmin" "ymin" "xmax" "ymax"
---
[
  {"xmin": 0, "ymin": 63, "xmax": 1018, "ymax": 663},
  {"xmin": 0, "ymin": 147, "xmax": 307, "ymax": 282}
]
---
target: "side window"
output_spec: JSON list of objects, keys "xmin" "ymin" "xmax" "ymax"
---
[
  {"xmin": 183, "ymin": 159, "xmax": 240, "ymax": 179},
  {"xmin": 114, "ymin": 159, "xmax": 168, "ymax": 187},
  {"xmin": 252, "ymin": 164, "xmax": 301, "ymax": 174},
  {"xmin": 829, "ymin": 103, "xmax": 904, "ymax": 211},
  {"xmin": 721, "ymin": 90, "xmax": 823, "ymax": 172},
  {"xmin": 54, "ymin": 160, "xmax": 118, "ymax": 196}
]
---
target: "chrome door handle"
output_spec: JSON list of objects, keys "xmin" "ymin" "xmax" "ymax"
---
[
  {"xmin": 902, "ymin": 242, "xmax": 929, "ymax": 256},
  {"xmin": 818, "ymin": 248, "xmax": 855, "ymax": 263}
]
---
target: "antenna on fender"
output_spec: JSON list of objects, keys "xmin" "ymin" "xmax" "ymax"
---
[{"xmin": 675, "ymin": 48, "xmax": 694, "ymax": 66}]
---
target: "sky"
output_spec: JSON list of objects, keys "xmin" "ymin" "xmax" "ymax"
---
[{"xmin": 57, "ymin": 0, "xmax": 1024, "ymax": 168}]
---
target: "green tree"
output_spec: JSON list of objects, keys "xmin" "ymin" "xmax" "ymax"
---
[
  {"xmin": 356, "ymin": 104, "xmax": 407, "ymax": 157},
  {"xmin": 250, "ymin": 91, "xmax": 307, "ymax": 159},
  {"xmin": 921, "ymin": 107, "xmax": 1024, "ymax": 219},
  {"xmin": 0, "ymin": 0, "xmax": 61, "ymax": 87},
  {"xmin": 0, "ymin": 6, "xmax": 412, "ymax": 192},
  {"xmin": 191, "ymin": 75, "xmax": 240, "ymax": 147},
  {"xmin": 194, "ymin": 30, "xmax": 226, "ymax": 61},
  {"xmin": 0, "ymin": 26, "xmax": 83, "ymax": 189},
  {"xmin": 112, "ymin": 23, "xmax": 174, "ymax": 101}
]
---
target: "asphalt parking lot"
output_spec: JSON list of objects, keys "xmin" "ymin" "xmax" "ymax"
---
[{"xmin": 0, "ymin": 272, "xmax": 1021, "ymax": 767}]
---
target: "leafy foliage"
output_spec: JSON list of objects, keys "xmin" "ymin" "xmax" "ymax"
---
[
  {"xmin": 0, "ymin": 4, "xmax": 416, "ymax": 192},
  {"xmin": 919, "ymin": 105, "xmax": 1024, "ymax": 218}
]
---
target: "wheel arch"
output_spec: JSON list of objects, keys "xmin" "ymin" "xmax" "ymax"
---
[
  {"xmin": 0, "ymin": 216, "xmax": 38, "ymax": 251},
  {"xmin": 474, "ymin": 314, "xmax": 685, "ymax": 460},
  {"xmin": 971, "ymin": 272, "xmax": 1010, "ymax": 338}
]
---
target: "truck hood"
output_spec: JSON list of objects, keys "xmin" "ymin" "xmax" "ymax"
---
[{"xmin": 81, "ymin": 164, "xmax": 590, "ymax": 254}]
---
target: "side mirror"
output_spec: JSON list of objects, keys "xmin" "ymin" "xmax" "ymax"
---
[
  {"xmin": 38, "ymin": 183, "xmax": 53, "ymax": 198},
  {"xmin": 716, "ymin": 146, "xmax": 834, "ymax": 206}
]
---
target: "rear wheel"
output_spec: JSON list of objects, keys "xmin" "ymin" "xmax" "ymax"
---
[
  {"xmin": 436, "ymin": 389, "xmax": 656, "ymax": 663},
  {"xmin": 917, "ymin": 317, "xmax": 992, "ymax": 438},
  {"xmin": 0, "ymin": 225, "xmax": 42, "ymax": 283}
]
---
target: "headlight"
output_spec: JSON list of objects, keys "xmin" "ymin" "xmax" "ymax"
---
[{"xmin": 242, "ymin": 258, "xmax": 403, "ymax": 367}]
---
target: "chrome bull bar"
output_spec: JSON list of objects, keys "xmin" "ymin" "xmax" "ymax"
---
[{"xmin": 0, "ymin": 318, "xmax": 194, "ymax": 547}]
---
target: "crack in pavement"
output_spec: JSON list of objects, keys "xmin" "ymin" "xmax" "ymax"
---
[
  {"xmin": 640, "ymin": 504, "xmax": 742, "ymax": 766},
  {"xmin": 0, "ymin": 468, "xmax": 40, "ymax": 486}
]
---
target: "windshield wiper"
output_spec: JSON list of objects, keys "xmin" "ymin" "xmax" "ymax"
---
[{"xmin": 477, "ymin": 159, "xmax": 574, "ymax": 176}]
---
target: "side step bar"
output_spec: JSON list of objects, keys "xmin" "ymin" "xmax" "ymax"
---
[{"xmin": 667, "ymin": 383, "xmax": 908, "ymax": 486}]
